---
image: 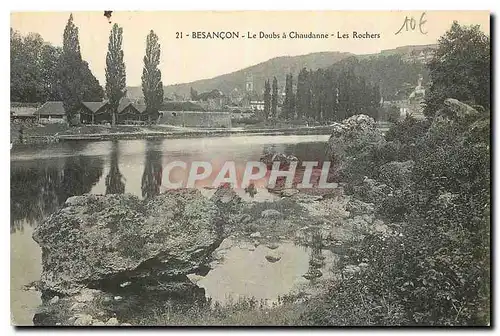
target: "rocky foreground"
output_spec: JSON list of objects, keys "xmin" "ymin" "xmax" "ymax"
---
[
  {"xmin": 33, "ymin": 189, "xmax": 224, "ymax": 296},
  {"xmin": 30, "ymin": 184, "xmax": 392, "ymax": 326},
  {"xmin": 30, "ymin": 114, "xmax": 397, "ymax": 326}
]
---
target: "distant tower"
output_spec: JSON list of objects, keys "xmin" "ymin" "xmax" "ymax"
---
[
  {"xmin": 245, "ymin": 74, "xmax": 254, "ymax": 92},
  {"xmin": 417, "ymin": 74, "xmax": 423, "ymax": 88}
]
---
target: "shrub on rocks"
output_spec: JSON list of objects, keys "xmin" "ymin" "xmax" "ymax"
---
[{"xmin": 378, "ymin": 161, "xmax": 414, "ymax": 189}]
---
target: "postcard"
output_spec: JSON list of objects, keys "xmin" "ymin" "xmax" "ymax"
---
[{"xmin": 10, "ymin": 10, "xmax": 491, "ymax": 326}]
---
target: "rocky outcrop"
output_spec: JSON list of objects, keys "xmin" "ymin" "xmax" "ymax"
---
[
  {"xmin": 443, "ymin": 98, "xmax": 480, "ymax": 119},
  {"xmin": 345, "ymin": 199, "xmax": 375, "ymax": 216},
  {"xmin": 33, "ymin": 189, "xmax": 223, "ymax": 294},
  {"xmin": 260, "ymin": 152, "xmax": 298, "ymax": 168},
  {"xmin": 327, "ymin": 114, "xmax": 384, "ymax": 167}
]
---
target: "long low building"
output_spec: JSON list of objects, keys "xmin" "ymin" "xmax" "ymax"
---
[
  {"xmin": 35, "ymin": 100, "xmax": 149, "ymax": 125},
  {"xmin": 31, "ymin": 100, "xmax": 232, "ymax": 127},
  {"xmin": 158, "ymin": 111, "xmax": 232, "ymax": 128}
]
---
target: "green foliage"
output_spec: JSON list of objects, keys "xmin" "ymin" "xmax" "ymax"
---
[
  {"xmin": 385, "ymin": 115, "xmax": 430, "ymax": 144},
  {"xmin": 320, "ymin": 23, "xmax": 490, "ymax": 323},
  {"xmin": 141, "ymin": 30, "xmax": 164, "ymax": 123},
  {"xmin": 282, "ymin": 73, "xmax": 295, "ymax": 119},
  {"xmin": 11, "ymin": 25, "xmax": 102, "ymax": 106},
  {"xmin": 424, "ymin": 21, "xmax": 490, "ymax": 117},
  {"xmin": 271, "ymin": 77, "xmax": 278, "ymax": 119},
  {"xmin": 105, "ymin": 24, "xmax": 127, "ymax": 126},
  {"xmin": 190, "ymin": 87, "xmax": 198, "ymax": 100},
  {"xmin": 385, "ymin": 104, "xmax": 401, "ymax": 123},
  {"xmin": 295, "ymin": 68, "xmax": 310, "ymax": 120},
  {"xmin": 354, "ymin": 54, "xmax": 429, "ymax": 101},
  {"xmin": 335, "ymin": 104, "xmax": 490, "ymax": 325},
  {"xmin": 161, "ymin": 51, "xmax": 351, "ymax": 98},
  {"xmin": 302, "ymin": 247, "xmax": 409, "ymax": 326},
  {"xmin": 263, "ymin": 79, "xmax": 271, "ymax": 120},
  {"xmin": 58, "ymin": 14, "xmax": 104, "ymax": 124},
  {"xmin": 10, "ymin": 29, "xmax": 64, "ymax": 103},
  {"xmin": 296, "ymin": 59, "xmax": 381, "ymax": 122}
]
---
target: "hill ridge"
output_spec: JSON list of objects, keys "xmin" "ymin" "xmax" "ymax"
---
[{"xmin": 126, "ymin": 44, "xmax": 437, "ymax": 100}]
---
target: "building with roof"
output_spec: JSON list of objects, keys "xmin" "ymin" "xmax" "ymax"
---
[
  {"xmin": 78, "ymin": 102, "xmax": 109, "ymax": 124},
  {"xmin": 35, "ymin": 101, "xmax": 67, "ymax": 124},
  {"xmin": 33, "ymin": 98, "xmax": 157, "ymax": 125},
  {"xmin": 117, "ymin": 102, "xmax": 148, "ymax": 124},
  {"xmin": 10, "ymin": 103, "xmax": 39, "ymax": 123}
]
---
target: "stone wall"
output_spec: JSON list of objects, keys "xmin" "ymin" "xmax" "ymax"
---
[{"xmin": 158, "ymin": 111, "xmax": 232, "ymax": 128}]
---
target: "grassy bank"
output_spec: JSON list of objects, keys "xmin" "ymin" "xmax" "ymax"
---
[
  {"xmin": 11, "ymin": 123, "xmax": 342, "ymax": 144},
  {"xmin": 11, "ymin": 122, "xmax": 391, "ymax": 144}
]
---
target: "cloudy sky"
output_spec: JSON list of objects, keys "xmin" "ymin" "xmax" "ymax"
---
[{"xmin": 11, "ymin": 11, "xmax": 490, "ymax": 87}]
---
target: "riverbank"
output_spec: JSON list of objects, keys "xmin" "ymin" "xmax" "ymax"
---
[
  {"xmin": 11, "ymin": 122, "xmax": 392, "ymax": 144},
  {"xmin": 28, "ymin": 184, "xmax": 385, "ymax": 326},
  {"xmin": 13, "ymin": 111, "xmax": 489, "ymax": 326}
]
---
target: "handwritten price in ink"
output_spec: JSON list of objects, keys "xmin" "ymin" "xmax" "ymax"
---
[{"xmin": 395, "ymin": 12, "xmax": 428, "ymax": 35}]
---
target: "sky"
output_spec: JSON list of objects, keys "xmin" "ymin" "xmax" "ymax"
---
[{"xmin": 10, "ymin": 11, "xmax": 490, "ymax": 87}]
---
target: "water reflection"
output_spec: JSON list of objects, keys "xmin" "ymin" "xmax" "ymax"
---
[
  {"xmin": 141, "ymin": 140, "xmax": 163, "ymax": 199},
  {"xmin": 11, "ymin": 153, "xmax": 104, "ymax": 232},
  {"xmin": 10, "ymin": 137, "xmax": 329, "ymax": 234},
  {"xmin": 105, "ymin": 141, "xmax": 125, "ymax": 195},
  {"xmin": 10, "ymin": 136, "xmax": 331, "ymax": 325},
  {"xmin": 304, "ymin": 229, "xmax": 326, "ymax": 280}
]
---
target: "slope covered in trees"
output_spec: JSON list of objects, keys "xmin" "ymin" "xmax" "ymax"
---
[
  {"xmin": 154, "ymin": 52, "xmax": 353, "ymax": 99},
  {"xmin": 131, "ymin": 46, "xmax": 432, "ymax": 101},
  {"xmin": 344, "ymin": 54, "xmax": 429, "ymax": 101}
]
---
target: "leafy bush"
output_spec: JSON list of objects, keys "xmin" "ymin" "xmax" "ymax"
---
[{"xmin": 319, "ymin": 98, "xmax": 490, "ymax": 325}]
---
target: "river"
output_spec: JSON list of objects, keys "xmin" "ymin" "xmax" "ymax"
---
[{"xmin": 10, "ymin": 134, "xmax": 331, "ymax": 325}]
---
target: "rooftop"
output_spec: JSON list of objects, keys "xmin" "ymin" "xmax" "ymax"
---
[
  {"xmin": 36, "ymin": 101, "xmax": 65, "ymax": 116},
  {"xmin": 82, "ymin": 101, "xmax": 107, "ymax": 113}
]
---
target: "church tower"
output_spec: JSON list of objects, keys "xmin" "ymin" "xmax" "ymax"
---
[{"xmin": 245, "ymin": 74, "xmax": 254, "ymax": 92}]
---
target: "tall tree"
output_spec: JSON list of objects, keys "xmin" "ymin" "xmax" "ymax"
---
[
  {"xmin": 425, "ymin": 21, "xmax": 490, "ymax": 117},
  {"xmin": 190, "ymin": 87, "xmax": 198, "ymax": 101},
  {"xmin": 105, "ymin": 24, "xmax": 126, "ymax": 126},
  {"xmin": 283, "ymin": 73, "xmax": 295, "ymax": 120},
  {"xmin": 59, "ymin": 14, "xmax": 84, "ymax": 124},
  {"xmin": 295, "ymin": 68, "xmax": 310, "ymax": 120},
  {"xmin": 80, "ymin": 61, "xmax": 105, "ymax": 102},
  {"xmin": 271, "ymin": 77, "xmax": 278, "ymax": 119},
  {"xmin": 263, "ymin": 79, "xmax": 271, "ymax": 120},
  {"xmin": 57, "ymin": 14, "xmax": 103, "ymax": 124},
  {"xmin": 39, "ymin": 44, "xmax": 63, "ymax": 101},
  {"xmin": 11, "ymin": 30, "xmax": 47, "ymax": 102},
  {"xmin": 141, "ymin": 30, "xmax": 164, "ymax": 123}
]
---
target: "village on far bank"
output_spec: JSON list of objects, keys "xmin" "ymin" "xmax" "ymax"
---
[
  {"xmin": 10, "ymin": 68, "xmax": 427, "ymax": 144},
  {"xmin": 11, "ymin": 12, "xmax": 434, "ymax": 144}
]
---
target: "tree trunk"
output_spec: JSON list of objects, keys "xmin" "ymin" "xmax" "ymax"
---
[{"xmin": 112, "ymin": 111, "xmax": 116, "ymax": 126}]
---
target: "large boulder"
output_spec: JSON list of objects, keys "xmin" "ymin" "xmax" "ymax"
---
[
  {"xmin": 327, "ymin": 114, "xmax": 384, "ymax": 165},
  {"xmin": 443, "ymin": 98, "xmax": 480, "ymax": 119},
  {"xmin": 33, "ymin": 189, "xmax": 222, "ymax": 294}
]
